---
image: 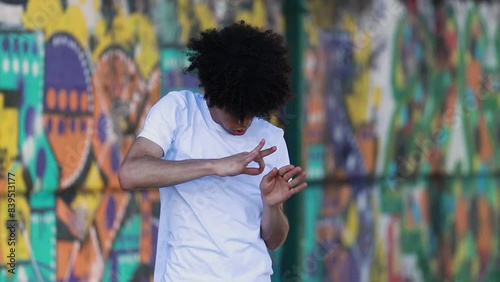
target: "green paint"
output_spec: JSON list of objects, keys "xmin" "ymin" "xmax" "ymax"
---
[
  {"xmin": 281, "ymin": 0, "xmax": 306, "ymax": 281},
  {"xmin": 0, "ymin": 32, "xmax": 59, "ymax": 193},
  {"xmin": 104, "ymin": 213, "xmax": 142, "ymax": 281},
  {"xmin": 28, "ymin": 193, "xmax": 56, "ymax": 281},
  {"xmin": 300, "ymin": 185, "xmax": 324, "ymax": 282}
]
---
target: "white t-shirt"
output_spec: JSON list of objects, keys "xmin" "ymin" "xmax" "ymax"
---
[{"xmin": 138, "ymin": 90, "xmax": 290, "ymax": 282}]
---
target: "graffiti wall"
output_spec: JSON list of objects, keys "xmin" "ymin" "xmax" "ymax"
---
[
  {"xmin": 298, "ymin": 0, "xmax": 500, "ymax": 281},
  {"xmin": 3, "ymin": 0, "xmax": 499, "ymax": 281},
  {"xmin": 0, "ymin": 0, "xmax": 282, "ymax": 281}
]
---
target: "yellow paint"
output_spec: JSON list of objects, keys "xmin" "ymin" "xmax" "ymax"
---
[
  {"xmin": 235, "ymin": 0, "xmax": 267, "ymax": 27},
  {"xmin": 307, "ymin": 0, "xmax": 335, "ymax": 28},
  {"xmin": 446, "ymin": 18, "xmax": 454, "ymax": 31},
  {"xmin": 177, "ymin": 0, "xmax": 192, "ymax": 44},
  {"xmin": 395, "ymin": 63, "xmax": 405, "ymax": 89},
  {"xmin": 346, "ymin": 67, "xmax": 370, "ymax": 126},
  {"xmin": 341, "ymin": 14, "xmax": 356, "ymax": 34},
  {"xmin": 23, "ymin": 0, "xmax": 89, "ymax": 47},
  {"xmin": 0, "ymin": 92, "xmax": 18, "ymax": 189},
  {"xmin": 130, "ymin": 13, "xmax": 160, "ymax": 77},
  {"xmin": 369, "ymin": 202, "xmax": 388, "ymax": 281},
  {"xmin": 22, "ymin": 0, "xmax": 64, "ymax": 31},
  {"xmin": 95, "ymin": 14, "xmax": 132, "ymax": 51},
  {"xmin": 194, "ymin": 2, "xmax": 217, "ymax": 29},
  {"xmin": 342, "ymin": 16, "xmax": 373, "ymax": 127},
  {"xmin": 341, "ymin": 203, "xmax": 359, "ymax": 247},
  {"xmin": 251, "ymin": 0, "xmax": 267, "ymax": 27},
  {"xmin": 373, "ymin": 86, "xmax": 382, "ymax": 108},
  {"xmin": 369, "ymin": 236, "xmax": 388, "ymax": 281},
  {"xmin": 46, "ymin": 6, "xmax": 89, "ymax": 47},
  {"xmin": 276, "ymin": 14, "xmax": 285, "ymax": 34},
  {"xmin": 71, "ymin": 192, "xmax": 102, "ymax": 230},
  {"xmin": 236, "ymin": 9, "xmax": 252, "ymax": 23},
  {"xmin": 93, "ymin": 3, "xmax": 133, "ymax": 59},
  {"xmin": 82, "ymin": 162, "xmax": 105, "ymax": 192},
  {"xmin": 304, "ymin": 18, "xmax": 319, "ymax": 47},
  {"xmin": 473, "ymin": 155, "xmax": 480, "ymax": 171},
  {"xmin": 453, "ymin": 180, "xmax": 463, "ymax": 197},
  {"xmin": 93, "ymin": 6, "xmax": 159, "ymax": 77},
  {"xmin": 269, "ymin": 115, "xmax": 281, "ymax": 128},
  {"xmin": 452, "ymin": 237, "xmax": 467, "ymax": 274}
]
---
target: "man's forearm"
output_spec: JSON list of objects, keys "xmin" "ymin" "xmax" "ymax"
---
[
  {"xmin": 260, "ymin": 204, "xmax": 289, "ymax": 250},
  {"xmin": 118, "ymin": 156, "xmax": 217, "ymax": 190}
]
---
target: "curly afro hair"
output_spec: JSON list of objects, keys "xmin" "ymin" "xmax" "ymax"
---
[{"xmin": 185, "ymin": 21, "xmax": 292, "ymax": 120}]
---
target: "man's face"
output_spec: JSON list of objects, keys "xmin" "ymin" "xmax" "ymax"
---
[{"xmin": 209, "ymin": 107, "xmax": 253, "ymax": 136}]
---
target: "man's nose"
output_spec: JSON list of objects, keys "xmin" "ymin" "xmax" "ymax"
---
[{"xmin": 239, "ymin": 118, "xmax": 251, "ymax": 127}]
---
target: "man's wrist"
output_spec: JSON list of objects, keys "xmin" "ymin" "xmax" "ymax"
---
[
  {"xmin": 208, "ymin": 159, "xmax": 221, "ymax": 176},
  {"xmin": 262, "ymin": 202, "xmax": 282, "ymax": 212}
]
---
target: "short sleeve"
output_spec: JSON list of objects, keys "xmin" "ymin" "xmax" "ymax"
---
[
  {"xmin": 137, "ymin": 91, "xmax": 187, "ymax": 156},
  {"xmin": 273, "ymin": 130, "xmax": 290, "ymax": 168}
]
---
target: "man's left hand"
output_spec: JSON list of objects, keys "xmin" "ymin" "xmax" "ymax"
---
[{"xmin": 260, "ymin": 165, "xmax": 307, "ymax": 207}]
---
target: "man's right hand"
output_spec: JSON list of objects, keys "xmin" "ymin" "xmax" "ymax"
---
[{"xmin": 214, "ymin": 139, "xmax": 277, "ymax": 177}]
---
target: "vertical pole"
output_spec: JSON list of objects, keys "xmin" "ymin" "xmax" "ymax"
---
[{"xmin": 281, "ymin": 0, "xmax": 305, "ymax": 280}]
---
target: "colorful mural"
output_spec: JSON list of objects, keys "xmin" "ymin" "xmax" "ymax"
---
[
  {"xmin": 299, "ymin": 0, "xmax": 500, "ymax": 281},
  {"xmin": 0, "ymin": 1, "xmax": 283, "ymax": 281},
  {"xmin": 2, "ymin": 0, "xmax": 500, "ymax": 281}
]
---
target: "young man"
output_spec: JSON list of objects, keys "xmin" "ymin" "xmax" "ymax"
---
[{"xmin": 118, "ymin": 21, "xmax": 307, "ymax": 282}]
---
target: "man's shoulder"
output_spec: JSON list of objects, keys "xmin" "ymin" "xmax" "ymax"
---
[
  {"xmin": 157, "ymin": 90, "xmax": 194, "ymax": 104},
  {"xmin": 154, "ymin": 90, "xmax": 204, "ymax": 111},
  {"xmin": 251, "ymin": 118, "xmax": 285, "ymax": 140}
]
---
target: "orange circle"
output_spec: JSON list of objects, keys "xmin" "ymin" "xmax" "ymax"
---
[
  {"xmin": 46, "ymin": 87, "xmax": 57, "ymax": 110},
  {"xmin": 80, "ymin": 91, "xmax": 88, "ymax": 112},
  {"xmin": 69, "ymin": 90, "xmax": 78, "ymax": 111},
  {"xmin": 58, "ymin": 89, "xmax": 67, "ymax": 110}
]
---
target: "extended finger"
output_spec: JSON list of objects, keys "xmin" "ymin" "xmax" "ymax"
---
[
  {"xmin": 278, "ymin": 165, "xmax": 295, "ymax": 176},
  {"xmin": 289, "ymin": 182, "xmax": 307, "ymax": 195},
  {"xmin": 250, "ymin": 139, "xmax": 266, "ymax": 154},
  {"xmin": 245, "ymin": 140, "xmax": 266, "ymax": 162},
  {"xmin": 261, "ymin": 167, "xmax": 279, "ymax": 183},
  {"xmin": 283, "ymin": 166, "xmax": 303, "ymax": 181},
  {"xmin": 288, "ymin": 171, "xmax": 307, "ymax": 188},
  {"xmin": 258, "ymin": 146, "xmax": 277, "ymax": 158},
  {"xmin": 253, "ymin": 147, "xmax": 277, "ymax": 173}
]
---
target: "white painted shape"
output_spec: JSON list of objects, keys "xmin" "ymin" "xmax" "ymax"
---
[
  {"xmin": 0, "ymin": 4, "xmax": 24, "ymax": 26},
  {"xmin": 445, "ymin": 101, "xmax": 469, "ymax": 173},
  {"xmin": 12, "ymin": 58, "xmax": 19, "ymax": 74},
  {"xmin": 33, "ymin": 60, "xmax": 40, "ymax": 76},
  {"xmin": 2, "ymin": 58, "xmax": 9, "ymax": 73},
  {"xmin": 23, "ymin": 59, "xmax": 29, "ymax": 75}
]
